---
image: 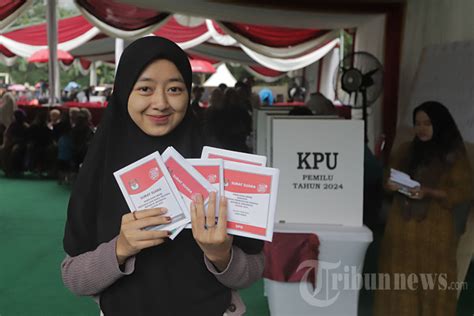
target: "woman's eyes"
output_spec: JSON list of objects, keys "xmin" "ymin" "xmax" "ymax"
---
[
  {"xmin": 136, "ymin": 86, "xmax": 184, "ymax": 95},
  {"xmin": 167, "ymin": 86, "xmax": 184, "ymax": 94},
  {"xmin": 137, "ymin": 86, "xmax": 153, "ymax": 93}
]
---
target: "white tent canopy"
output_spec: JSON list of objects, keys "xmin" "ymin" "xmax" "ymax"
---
[{"xmin": 203, "ymin": 63, "xmax": 237, "ymax": 87}]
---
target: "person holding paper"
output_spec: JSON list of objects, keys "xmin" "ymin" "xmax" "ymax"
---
[
  {"xmin": 61, "ymin": 37, "xmax": 263, "ymax": 316},
  {"xmin": 374, "ymin": 101, "xmax": 473, "ymax": 316}
]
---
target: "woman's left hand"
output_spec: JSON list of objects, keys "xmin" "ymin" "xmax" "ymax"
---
[
  {"xmin": 191, "ymin": 192, "xmax": 233, "ymax": 271},
  {"xmin": 409, "ymin": 187, "xmax": 426, "ymax": 199}
]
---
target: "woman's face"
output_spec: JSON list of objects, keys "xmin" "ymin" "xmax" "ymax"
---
[
  {"xmin": 128, "ymin": 59, "xmax": 189, "ymax": 136},
  {"xmin": 414, "ymin": 110, "xmax": 433, "ymax": 142}
]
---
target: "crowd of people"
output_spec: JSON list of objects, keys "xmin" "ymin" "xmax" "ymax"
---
[{"xmin": 0, "ymin": 103, "xmax": 94, "ymax": 183}]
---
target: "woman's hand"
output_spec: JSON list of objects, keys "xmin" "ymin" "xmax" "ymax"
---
[
  {"xmin": 408, "ymin": 187, "xmax": 424, "ymax": 199},
  {"xmin": 191, "ymin": 192, "xmax": 233, "ymax": 271},
  {"xmin": 409, "ymin": 186, "xmax": 447, "ymax": 200},
  {"xmin": 116, "ymin": 208, "xmax": 171, "ymax": 265},
  {"xmin": 386, "ymin": 180, "xmax": 401, "ymax": 192}
]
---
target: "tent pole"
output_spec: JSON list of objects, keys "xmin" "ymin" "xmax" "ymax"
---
[
  {"xmin": 115, "ymin": 38, "xmax": 124, "ymax": 75},
  {"xmin": 90, "ymin": 61, "xmax": 97, "ymax": 87},
  {"xmin": 46, "ymin": 0, "xmax": 59, "ymax": 106}
]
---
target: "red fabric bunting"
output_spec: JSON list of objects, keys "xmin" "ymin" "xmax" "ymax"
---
[
  {"xmin": 79, "ymin": 58, "xmax": 92, "ymax": 69},
  {"xmin": 2, "ymin": 15, "xmax": 94, "ymax": 46},
  {"xmin": 153, "ymin": 17, "xmax": 208, "ymax": 43},
  {"xmin": 221, "ymin": 22, "xmax": 329, "ymax": 48},
  {"xmin": 76, "ymin": 0, "xmax": 168, "ymax": 31},
  {"xmin": 0, "ymin": 45, "xmax": 15, "ymax": 57},
  {"xmin": 0, "ymin": 0, "xmax": 26, "ymax": 21},
  {"xmin": 248, "ymin": 65, "xmax": 283, "ymax": 77}
]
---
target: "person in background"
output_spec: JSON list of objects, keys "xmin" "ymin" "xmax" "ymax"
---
[
  {"xmin": 305, "ymin": 92, "xmax": 338, "ymax": 116},
  {"xmin": 288, "ymin": 106, "xmax": 313, "ymax": 116},
  {"xmin": 69, "ymin": 107, "xmax": 81, "ymax": 128},
  {"xmin": 0, "ymin": 84, "xmax": 18, "ymax": 146},
  {"xmin": 287, "ymin": 77, "xmax": 306, "ymax": 102},
  {"xmin": 374, "ymin": 101, "xmax": 472, "ymax": 316},
  {"xmin": 242, "ymin": 77, "xmax": 261, "ymax": 110},
  {"xmin": 218, "ymin": 83, "xmax": 227, "ymax": 91},
  {"xmin": 204, "ymin": 88, "xmax": 252, "ymax": 153},
  {"xmin": 258, "ymin": 88, "xmax": 274, "ymax": 106},
  {"xmin": 26, "ymin": 108, "xmax": 54, "ymax": 175},
  {"xmin": 190, "ymin": 85, "xmax": 205, "ymax": 122},
  {"xmin": 209, "ymin": 88, "xmax": 224, "ymax": 108},
  {"xmin": 0, "ymin": 109, "xmax": 29, "ymax": 177},
  {"xmin": 80, "ymin": 108, "xmax": 95, "ymax": 131},
  {"xmin": 48, "ymin": 109, "xmax": 62, "ymax": 130}
]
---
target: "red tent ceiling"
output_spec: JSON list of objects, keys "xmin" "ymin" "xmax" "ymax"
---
[
  {"xmin": 76, "ymin": 0, "xmax": 168, "ymax": 31},
  {"xmin": 0, "ymin": 0, "xmax": 26, "ymax": 20}
]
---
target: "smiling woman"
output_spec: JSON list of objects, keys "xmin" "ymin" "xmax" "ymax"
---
[
  {"xmin": 60, "ymin": 36, "xmax": 264, "ymax": 316},
  {"xmin": 127, "ymin": 59, "xmax": 189, "ymax": 136}
]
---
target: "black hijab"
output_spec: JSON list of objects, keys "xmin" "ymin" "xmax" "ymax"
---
[
  {"xmin": 63, "ymin": 37, "xmax": 262, "ymax": 315},
  {"xmin": 407, "ymin": 101, "xmax": 465, "ymax": 174}
]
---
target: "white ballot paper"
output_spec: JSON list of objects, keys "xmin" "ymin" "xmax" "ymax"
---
[
  {"xmin": 161, "ymin": 147, "xmax": 216, "ymax": 239},
  {"xmin": 222, "ymin": 161, "xmax": 279, "ymax": 241},
  {"xmin": 390, "ymin": 168, "xmax": 421, "ymax": 196},
  {"xmin": 113, "ymin": 151, "xmax": 189, "ymax": 232},
  {"xmin": 201, "ymin": 146, "xmax": 267, "ymax": 167}
]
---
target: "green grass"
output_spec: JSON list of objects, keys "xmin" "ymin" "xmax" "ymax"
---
[{"xmin": 0, "ymin": 174, "xmax": 269, "ymax": 316}]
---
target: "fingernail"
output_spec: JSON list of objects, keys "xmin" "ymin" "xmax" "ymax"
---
[
  {"xmin": 193, "ymin": 193, "xmax": 202, "ymax": 202},
  {"xmin": 167, "ymin": 231, "xmax": 172, "ymax": 236},
  {"xmin": 166, "ymin": 216, "xmax": 172, "ymax": 222},
  {"xmin": 160, "ymin": 208, "xmax": 168, "ymax": 214}
]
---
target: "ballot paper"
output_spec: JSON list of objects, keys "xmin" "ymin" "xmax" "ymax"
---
[
  {"xmin": 201, "ymin": 146, "xmax": 267, "ymax": 167},
  {"xmin": 390, "ymin": 168, "xmax": 421, "ymax": 196},
  {"xmin": 188, "ymin": 158, "xmax": 225, "ymax": 217},
  {"xmin": 113, "ymin": 151, "xmax": 189, "ymax": 232},
  {"xmin": 161, "ymin": 147, "xmax": 216, "ymax": 239},
  {"xmin": 222, "ymin": 161, "xmax": 279, "ymax": 241}
]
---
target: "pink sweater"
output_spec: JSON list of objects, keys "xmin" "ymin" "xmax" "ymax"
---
[{"xmin": 61, "ymin": 236, "xmax": 264, "ymax": 315}]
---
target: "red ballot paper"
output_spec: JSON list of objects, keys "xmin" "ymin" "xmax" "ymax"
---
[
  {"xmin": 162, "ymin": 147, "xmax": 216, "ymax": 239},
  {"xmin": 201, "ymin": 146, "xmax": 267, "ymax": 166},
  {"xmin": 223, "ymin": 161, "xmax": 279, "ymax": 241},
  {"xmin": 113, "ymin": 152, "xmax": 189, "ymax": 232},
  {"xmin": 188, "ymin": 158, "xmax": 224, "ymax": 217}
]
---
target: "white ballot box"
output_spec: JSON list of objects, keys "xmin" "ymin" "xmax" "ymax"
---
[{"xmin": 264, "ymin": 223, "xmax": 373, "ymax": 316}]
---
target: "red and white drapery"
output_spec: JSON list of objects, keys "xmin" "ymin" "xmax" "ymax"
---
[
  {"xmin": 0, "ymin": 1, "xmax": 341, "ymax": 73},
  {"xmin": 0, "ymin": 15, "xmax": 100, "ymax": 58},
  {"xmin": 0, "ymin": 0, "xmax": 33, "ymax": 30}
]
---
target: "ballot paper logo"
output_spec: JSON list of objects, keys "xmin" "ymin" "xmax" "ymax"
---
[
  {"xmin": 129, "ymin": 179, "xmax": 140, "ymax": 191},
  {"xmin": 149, "ymin": 167, "xmax": 161, "ymax": 180},
  {"xmin": 207, "ymin": 174, "xmax": 217, "ymax": 183},
  {"xmin": 257, "ymin": 184, "xmax": 268, "ymax": 193}
]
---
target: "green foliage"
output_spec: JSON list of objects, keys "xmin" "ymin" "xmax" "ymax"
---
[{"xmin": 8, "ymin": 0, "xmax": 80, "ymax": 30}]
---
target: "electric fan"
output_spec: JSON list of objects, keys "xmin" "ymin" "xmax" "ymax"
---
[{"xmin": 334, "ymin": 52, "xmax": 383, "ymax": 142}]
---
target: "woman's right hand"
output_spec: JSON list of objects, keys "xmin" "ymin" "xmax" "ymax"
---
[
  {"xmin": 385, "ymin": 180, "xmax": 401, "ymax": 192},
  {"xmin": 116, "ymin": 208, "xmax": 171, "ymax": 264}
]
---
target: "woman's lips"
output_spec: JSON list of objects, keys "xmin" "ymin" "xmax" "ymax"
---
[{"xmin": 147, "ymin": 114, "xmax": 170, "ymax": 123}]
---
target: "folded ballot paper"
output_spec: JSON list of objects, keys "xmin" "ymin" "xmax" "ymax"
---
[
  {"xmin": 113, "ymin": 152, "xmax": 190, "ymax": 232},
  {"xmin": 114, "ymin": 146, "xmax": 279, "ymax": 241},
  {"xmin": 390, "ymin": 168, "xmax": 420, "ymax": 196}
]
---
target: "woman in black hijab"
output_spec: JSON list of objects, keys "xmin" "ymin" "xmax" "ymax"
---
[
  {"xmin": 374, "ymin": 101, "xmax": 472, "ymax": 315},
  {"xmin": 62, "ymin": 37, "xmax": 263, "ymax": 316}
]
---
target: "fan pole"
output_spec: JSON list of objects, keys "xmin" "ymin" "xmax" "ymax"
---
[{"xmin": 362, "ymin": 89, "xmax": 368, "ymax": 144}]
